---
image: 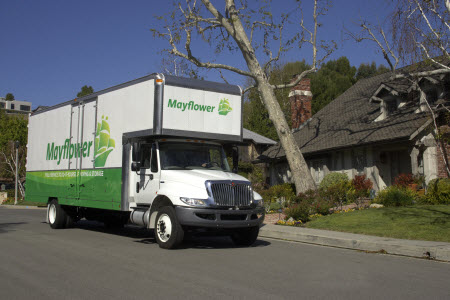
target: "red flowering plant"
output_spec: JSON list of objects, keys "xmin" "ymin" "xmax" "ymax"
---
[
  {"xmin": 348, "ymin": 175, "xmax": 373, "ymax": 208},
  {"xmin": 393, "ymin": 173, "xmax": 415, "ymax": 188}
]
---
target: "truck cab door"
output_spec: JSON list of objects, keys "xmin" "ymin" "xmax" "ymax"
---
[{"xmin": 134, "ymin": 143, "xmax": 160, "ymax": 204}]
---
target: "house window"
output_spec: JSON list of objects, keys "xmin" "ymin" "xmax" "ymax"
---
[
  {"xmin": 425, "ymin": 89, "xmax": 437, "ymax": 104},
  {"xmin": 386, "ymin": 100, "xmax": 397, "ymax": 114},
  {"xmin": 352, "ymin": 148, "xmax": 366, "ymax": 172},
  {"xmin": 0, "ymin": 102, "xmax": 4, "ymax": 108},
  {"xmin": 10, "ymin": 103, "xmax": 15, "ymax": 110},
  {"xmin": 311, "ymin": 159, "xmax": 326, "ymax": 183},
  {"xmin": 20, "ymin": 105, "xmax": 30, "ymax": 111}
]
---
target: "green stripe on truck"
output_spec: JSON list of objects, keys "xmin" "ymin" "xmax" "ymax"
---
[{"xmin": 25, "ymin": 168, "xmax": 122, "ymax": 210}]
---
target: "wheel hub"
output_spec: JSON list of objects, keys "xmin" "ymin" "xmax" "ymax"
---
[{"xmin": 156, "ymin": 214, "xmax": 172, "ymax": 243}]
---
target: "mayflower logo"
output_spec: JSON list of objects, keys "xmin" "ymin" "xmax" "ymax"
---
[
  {"xmin": 218, "ymin": 99, "xmax": 232, "ymax": 116},
  {"xmin": 94, "ymin": 116, "xmax": 115, "ymax": 167}
]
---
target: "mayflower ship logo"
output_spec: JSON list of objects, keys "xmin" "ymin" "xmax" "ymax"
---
[
  {"xmin": 218, "ymin": 99, "xmax": 232, "ymax": 116},
  {"xmin": 94, "ymin": 116, "xmax": 115, "ymax": 167},
  {"xmin": 45, "ymin": 115, "xmax": 115, "ymax": 167}
]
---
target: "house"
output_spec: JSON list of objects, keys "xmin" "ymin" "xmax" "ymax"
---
[
  {"xmin": 240, "ymin": 128, "xmax": 277, "ymax": 162},
  {"xmin": 258, "ymin": 66, "xmax": 449, "ymax": 190},
  {"xmin": 0, "ymin": 97, "xmax": 32, "ymax": 115}
]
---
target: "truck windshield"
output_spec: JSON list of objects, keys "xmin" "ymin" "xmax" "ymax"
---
[{"xmin": 159, "ymin": 142, "xmax": 231, "ymax": 172}]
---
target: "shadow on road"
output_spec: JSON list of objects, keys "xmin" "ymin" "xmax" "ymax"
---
[
  {"xmin": 0, "ymin": 222, "xmax": 27, "ymax": 234},
  {"xmin": 73, "ymin": 220, "xmax": 271, "ymax": 249}
]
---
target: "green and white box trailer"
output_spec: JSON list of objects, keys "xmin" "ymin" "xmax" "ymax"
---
[{"xmin": 26, "ymin": 74, "xmax": 265, "ymax": 248}]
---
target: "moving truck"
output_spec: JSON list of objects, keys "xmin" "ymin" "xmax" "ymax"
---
[{"xmin": 25, "ymin": 74, "xmax": 265, "ymax": 249}]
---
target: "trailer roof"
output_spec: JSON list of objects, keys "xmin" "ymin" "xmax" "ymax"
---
[{"xmin": 31, "ymin": 74, "xmax": 242, "ymax": 116}]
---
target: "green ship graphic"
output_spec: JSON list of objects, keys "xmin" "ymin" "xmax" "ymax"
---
[
  {"xmin": 94, "ymin": 116, "xmax": 115, "ymax": 167},
  {"xmin": 218, "ymin": 99, "xmax": 232, "ymax": 116}
]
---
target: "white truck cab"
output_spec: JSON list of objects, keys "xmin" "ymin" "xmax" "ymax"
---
[{"xmin": 26, "ymin": 74, "xmax": 264, "ymax": 249}]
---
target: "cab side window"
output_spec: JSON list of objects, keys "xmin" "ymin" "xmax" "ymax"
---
[
  {"xmin": 151, "ymin": 143, "xmax": 158, "ymax": 173},
  {"xmin": 141, "ymin": 144, "xmax": 151, "ymax": 169}
]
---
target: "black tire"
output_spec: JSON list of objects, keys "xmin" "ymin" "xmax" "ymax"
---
[
  {"xmin": 154, "ymin": 206, "xmax": 184, "ymax": 249},
  {"xmin": 230, "ymin": 226, "xmax": 260, "ymax": 247},
  {"xmin": 48, "ymin": 199, "xmax": 68, "ymax": 229}
]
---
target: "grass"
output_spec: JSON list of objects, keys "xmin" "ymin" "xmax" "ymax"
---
[{"xmin": 305, "ymin": 205, "xmax": 450, "ymax": 243}]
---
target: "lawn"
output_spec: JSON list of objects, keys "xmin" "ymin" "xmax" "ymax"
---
[{"xmin": 305, "ymin": 205, "xmax": 450, "ymax": 243}]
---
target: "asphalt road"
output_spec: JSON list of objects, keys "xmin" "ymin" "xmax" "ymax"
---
[{"xmin": 0, "ymin": 208, "xmax": 449, "ymax": 299}]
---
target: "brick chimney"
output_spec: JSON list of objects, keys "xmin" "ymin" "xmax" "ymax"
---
[{"xmin": 289, "ymin": 77, "xmax": 312, "ymax": 129}]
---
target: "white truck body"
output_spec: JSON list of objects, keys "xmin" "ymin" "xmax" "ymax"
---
[{"xmin": 26, "ymin": 74, "xmax": 264, "ymax": 248}]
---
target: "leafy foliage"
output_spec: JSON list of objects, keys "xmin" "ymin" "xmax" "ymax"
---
[
  {"xmin": 0, "ymin": 110, "xmax": 28, "ymax": 197},
  {"xmin": 259, "ymin": 183, "xmax": 296, "ymax": 205},
  {"xmin": 244, "ymin": 61, "xmax": 311, "ymax": 141},
  {"xmin": 284, "ymin": 201, "xmax": 311, "ymax": 223},
  {"xmin": 355, "ymin": 62, "xmax": 389, "ymax": 80},
  {"xmin": 5, "ymin": 93, "xmax": 15, "ymax": 100},
  {"xmin": 319, "ymin": 172, "xmax": 349, "ymax": 190},
  {"xmin": 374, "ymin": 186, "xmax": 418, "ymax": 207},
  {"xmin": 310, "ymin": 57, "xmax": 356, "ymax": 114},
  {"xmin": 77, "ymin": 85, "xmax": 94, "ymax": 98},
  {"xmin": 351, "ymin": 174, "xmax": 373, "ymax": 197},
  {"xmin": 425, "ymin": 178, "xmax": 450, "ymax": 204}
]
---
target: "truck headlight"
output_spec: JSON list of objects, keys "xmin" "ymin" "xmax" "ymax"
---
[
  {"xmin": 255, "ymin": 199, "xmax": 263, "ymax": 207},
  {"xmin": 180, "ymin": 197, "xmax": 207, "ymax": 206}
]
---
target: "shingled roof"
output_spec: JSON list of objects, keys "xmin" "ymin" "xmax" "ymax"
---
[{"xmin": 260, "ymin": 71, "xmax": 431, "ymax": 160}]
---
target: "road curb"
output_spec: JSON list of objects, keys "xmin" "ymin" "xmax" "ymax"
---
[
  {"xmin": 259, "ymin": 225, "xmax": 450, "ymax": 262},
  {"xmin": 0, "ymin": 204, "xmax": 46, "ymax": 210}
]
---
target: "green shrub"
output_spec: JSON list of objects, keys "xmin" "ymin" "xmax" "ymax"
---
[
  {"xmin": 319, "ymin": 172, "xmax": 349, "ymax": 190},
  {"xmin": 284, "ymin": 201, "xmax": 311, "ymax": 222},
  {"xmin": 374, "ymin": 186, "xmax": 418, "ymax": 207},
  {"xmin": 425, "ymin": 178, "xmax": 450, "ymax": 204},
  {"xmin": 259, "ymin": 183, "xmax": 295, "ymax": 205},
  {"xmin": 265, "ymin": 201, "xmax": 283, "ymax": 213},
  {"xmin": 294, "ymin": 189, "xmax": 333, "ymax": 215}
]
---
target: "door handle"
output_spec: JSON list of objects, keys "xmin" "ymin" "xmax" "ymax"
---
[
  {"xmin": 136, "ymin": 182, "xmax": 140, "ymax": 193},
  {"xmin": 150, "ymin": 174, "xmax": 154, "ymax": 180},
  {"xmin": 80, "ymin": 184, "xmax": 85, "ymax": 187},
  {"xmin": 70, "ymin": 184, "xmax": 75, "ymax": 187}
]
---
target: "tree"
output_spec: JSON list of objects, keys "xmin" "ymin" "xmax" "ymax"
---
[
  {"xmin": 348, "ymin": 0, "xmax": 450, "ymax": 177},
  {"xmin": 311, "ymin": 57, "xmax": 356, "ymax": 114},
  {"xmin": 244, "ymin": 60, "xmax": 311, "ymax": 141},
  {"xmin": 355, "ymin": 62, "xmax": 389, "ymax": 80},
  {"xmin": 160, "ymin": 52, "xmax": 204, "ymax": 79},
  {"xmin": 77, "ymin": 85, "xmax": 94, "ymax": 98},
  {"xmin": 5, "ymin": 93, "xmax": 15, "ymax": 101},
  {"xmin": 152, "ymin": 0, "xmax": 336, "ymax": 193},
  {"xmin": 0, "ymin": 110, "xmax": 28, "ymax": 200}
]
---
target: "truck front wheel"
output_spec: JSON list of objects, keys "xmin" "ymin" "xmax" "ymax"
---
[
  {"xmin": 230, "ymin": 226, "xmax": 260, "ymax": 247},
  {"xmin": 48, "ymin": 199, "xmax": 68, "ymax": 229},
  {"xmin": 154, "ymin": 206, "xmax": 184, "ymax": 249}
]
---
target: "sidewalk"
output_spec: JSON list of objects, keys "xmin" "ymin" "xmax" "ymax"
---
[
  {"xmin": 260, "ymin": 224, "xmax": 450, "ymax": 262},
  {"xmin": 0, "ymin": 204, "xmax": 46, "ymax": 209}
]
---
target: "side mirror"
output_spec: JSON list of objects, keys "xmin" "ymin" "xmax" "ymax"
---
[
  {"xmin": 131, "ymin": 161, "xmax": 141, "ymax": 172},
  {"xmin": 232, "ymin": 147, "xmax": 239, "ymax": 174},
  {"xmin": 132, "ymin": 142, "xmax": 141, "ymax": 162}
]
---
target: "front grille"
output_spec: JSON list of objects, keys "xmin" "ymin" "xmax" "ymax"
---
[{"xmin": 208, "ymin": 181, "xmax": 252, "ymax": 207}]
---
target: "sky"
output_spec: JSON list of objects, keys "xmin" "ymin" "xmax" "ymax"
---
[{"xmin": 0, "ymin": 0, "xmax": 395, "ymax": 109}]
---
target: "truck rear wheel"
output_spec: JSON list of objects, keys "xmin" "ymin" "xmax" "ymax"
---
[
  {"xmin": 48, "ymin": 199, "xmax": 68, "ymax": 229},
  {"xmin": 230, "ymin": 226, "xmax": 260, "ymax": 247},
  {"xmin": 154, "ymin": 206, "xmax": 184, "ymax": 249}
]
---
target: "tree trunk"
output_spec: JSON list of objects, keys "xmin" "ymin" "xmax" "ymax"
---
[{"xmin": 255, "ymin": 76, "xmax": 316, "ymax": 193}]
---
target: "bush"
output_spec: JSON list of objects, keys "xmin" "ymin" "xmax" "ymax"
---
[
  {"xmin": 351, "ymin": 175, "xmax": 373, "ymax": 198},
  {"xmin": 425, "ymin": 178, "xmax": 450, "ymax": 204},
  {"xmin": 265, "ymin": 201, "xmax": 283, "ymax": 213},
  {"xmin": 393, "ymin": 173, "xmax": 418, "ymax": 187},
  {"xmin": 259, "ymin": 183, "xmax": 295, "ymax": 205},
  {"xmin": 293, "ymin": 189, "xmax": 334, "ymax": 216},
  {"xmin": 374, "ymin": 186, "xmax": 418, "ymax": 207},
  {"xmin": 284, "ymin": 201, "xmax": 311, "ymax": 223},
  {"xmin": 319, "ymin": 173, "xmax": 350, "ymax": 208},
  {"xmin": 319, "ymin": 172, "xmax": 349, "ymax": 190}
]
